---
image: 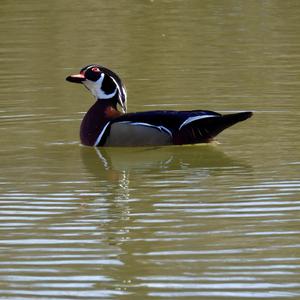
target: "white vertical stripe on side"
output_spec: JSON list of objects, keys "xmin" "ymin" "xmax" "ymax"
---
[{"xmin": 93, "ymin": 122, "xmax": 111, "ymax": 147}]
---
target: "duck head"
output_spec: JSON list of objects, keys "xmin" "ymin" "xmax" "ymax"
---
[{"xmin": 66, "ymin": 64, "xmax": 127, "ymax": 113}]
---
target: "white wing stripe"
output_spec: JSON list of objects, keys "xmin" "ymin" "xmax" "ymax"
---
[
  {"xmin": 159, "ymin": 126, "xmax": 173, "ymax": 136},
  {"xmin": 179, "ymin": 115, "xmax": 217, "ymax": 130},
  {"xmin": 116, "ymin": 121, "xmax": 173, "ymax": 137}
]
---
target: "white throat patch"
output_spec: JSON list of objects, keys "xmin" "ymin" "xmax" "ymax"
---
[{"xmin": 83, "ymin": 73, "xmax": 117, "ymax": 99}]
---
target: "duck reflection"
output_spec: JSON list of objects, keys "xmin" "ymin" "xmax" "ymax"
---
[
  {"xmin": 49, "ymin": 145, "xmax": 251, "ymax": 287},
  {"xmin": 80, "ymin": 144, "xmax": 245, "ymax": 177},
  {"xmin": 79, "ymin": 145, "xmax": 251, "ymax": 234}
]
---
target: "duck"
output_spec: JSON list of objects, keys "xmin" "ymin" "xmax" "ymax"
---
[{"xmin": 66, "ymin": 64, "xmax": 252, "ymax": 147}]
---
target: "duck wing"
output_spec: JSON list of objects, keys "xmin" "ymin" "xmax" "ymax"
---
[
  {"xmin": 94, "ymin": 110, "xmax": 252, "ymax": 147},
  {"xmin": 173, "ymin": 111, "xmax": 253, "ymax": 144}
]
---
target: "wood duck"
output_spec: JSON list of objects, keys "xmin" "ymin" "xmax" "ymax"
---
[{"xmin": 66, "ymin": 64, "xmax": 252, "ymax": 147}]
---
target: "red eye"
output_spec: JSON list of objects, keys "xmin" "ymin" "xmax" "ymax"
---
[{"xmin": 92, "ymin": 67, "xmax": 100, "ymax": 72}]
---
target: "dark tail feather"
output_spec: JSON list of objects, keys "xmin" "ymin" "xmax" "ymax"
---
[
  {"xmin": 207, "ymin": 111, "xmax": 253, "ymax": 138},
  {"xmin": 175, "ymin": 111, "xmax": 253, "ymax": 144}
]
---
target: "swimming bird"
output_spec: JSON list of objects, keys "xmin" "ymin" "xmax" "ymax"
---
[{"xmin": 66, "ymin": 64, "xmax": 252, "ymax": 147}]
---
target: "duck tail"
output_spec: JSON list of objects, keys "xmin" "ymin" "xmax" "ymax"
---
[
  {"xmin": 209, "ymin": 111, "xmax": 253, "ymax": 137},
  {"xmin": 174, "ymin": 111, "xmax": 253, "ymax": 144}
]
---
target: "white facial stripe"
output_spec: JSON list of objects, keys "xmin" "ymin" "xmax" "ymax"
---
[
  {"xmin": 109, "ymin": 76, "xmax": 127, "ymax": 113},
  {"xmin": 121, "ymin": 87, "xmax": 127, "ymax": 112},
  {"xmin": 122, "ymin": 87, "xmax": 127, "ymax": 98}
]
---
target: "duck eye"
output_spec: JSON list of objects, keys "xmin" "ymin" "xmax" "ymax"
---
[{"xmin": 92, "ymin": 67, "xmax": 100, "ymax": 72}]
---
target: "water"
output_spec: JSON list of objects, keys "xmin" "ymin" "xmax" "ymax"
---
[{"xmin": 1, "ymin": 0, "xmax": 300, "ymax": 299}]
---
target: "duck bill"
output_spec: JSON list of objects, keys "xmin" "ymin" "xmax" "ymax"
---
[{"xmin": 66, "ymin": 73, "xmax": 86, "ymax": 83}]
